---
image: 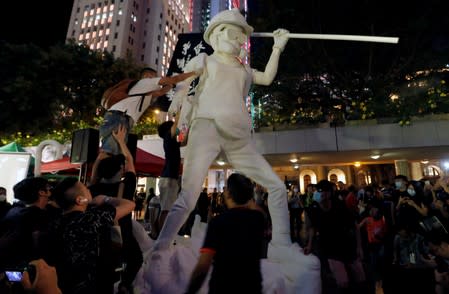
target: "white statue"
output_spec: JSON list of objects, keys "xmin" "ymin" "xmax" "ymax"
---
[
  {"xmin": 158, "ymin": 7, "xmax": 291, "ymax": 252},
  {"xmin": 138, "ymin": 8, "xmax": 320, "ymax": 294}
]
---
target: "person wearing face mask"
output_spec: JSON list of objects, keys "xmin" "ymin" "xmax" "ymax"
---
[
  {"xmin": 396, "ymin": 180, "xmax": 429, "ymax": 234},
  {"xmin": 304, "ymin": 180, "xmax": 366, "ymax": 292},
  {"xmin": 0, "ymin": 187, "xmax": 12, "ymax": 220},
  {"xmin": 392, "ymin": 175, "xmax": 409, "ymax": 204}
]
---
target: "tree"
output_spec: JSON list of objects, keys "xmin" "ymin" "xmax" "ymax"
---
[
  {"xmin": 0, "ymin": 40, "xmax": 142, "ymax": 140},
  {"xmin": 247, "ymin": 0, "xmax": 449, "ymax": 126}
]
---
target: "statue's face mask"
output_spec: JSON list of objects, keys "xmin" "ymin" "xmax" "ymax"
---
[{"xmin": 211, "ymin": 24, "xmax": 247, "ymax": 55}]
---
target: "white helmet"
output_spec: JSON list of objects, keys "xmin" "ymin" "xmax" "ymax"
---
[{"xmin": 203, "ymin": 8, "xmax": 254, "ymax": 45}]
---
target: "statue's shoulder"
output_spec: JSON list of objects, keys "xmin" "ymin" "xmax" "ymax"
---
[{"xmin": 185, "ymin": 53, "xmax": 208, "ymax": 71}]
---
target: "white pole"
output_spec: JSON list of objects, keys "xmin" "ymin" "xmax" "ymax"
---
[{"xmin": 251, "ymin": 32, "xmax": 399, "ymax": 44}]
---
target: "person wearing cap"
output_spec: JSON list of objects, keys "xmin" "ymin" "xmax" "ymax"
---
[{"xmin": 100, "ymin": 67, "xmax": 196, "ymax": 155}]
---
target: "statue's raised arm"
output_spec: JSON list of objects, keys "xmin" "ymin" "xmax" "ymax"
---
[{"xmin": 252, "ymin": 28, "xmax": 290, "ymax": 86}]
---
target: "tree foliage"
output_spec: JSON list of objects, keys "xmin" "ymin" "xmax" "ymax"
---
[
  {"xmin": 0, "ymin": 40, "xmax": 159, "ymax": 145},
  {"xmin": 247, "ymin": 0, "xmax": 449, "ymax": 128}
]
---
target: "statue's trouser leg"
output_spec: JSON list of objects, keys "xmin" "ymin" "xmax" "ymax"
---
[
  {"xmin": 154, "ymin": 118, "xmax": 292, "ymax": 250},
  {"xmin": 154, "ymin": 119, "xmax": 221, "ymax": 250},
  {"xmin": 224, "ymin": 138, "xmax": 291, "ymax": 246}
]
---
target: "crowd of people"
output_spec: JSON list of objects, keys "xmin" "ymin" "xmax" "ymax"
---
[
  {"xmin": 3, "ymin": 6, "xmax": 449, "ymax": 292},
  {"xmin": 4, "ymin": 144, "xmax": 449, "ymax": 294},
  {"xmin": 281, "ymin": 175, "xmax": 449, "ymax": 294},
  {"xmin": 0, "ymin": 126, "xmax": 139, "ymax": 294}
]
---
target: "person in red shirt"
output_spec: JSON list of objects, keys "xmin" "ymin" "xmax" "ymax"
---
[
  {"xmin": 358, "ymin": 200, "xmax": 387, "ymax": 292},
  {"xmin": 345, "ymin": 185, "xmax": 359, "ymax": 215}
]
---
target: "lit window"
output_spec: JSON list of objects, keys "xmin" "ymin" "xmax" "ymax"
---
[
  {"xmin": 79, "ymin": 34, "xmax": 84, "ymax": 41},
  {"xmin": 104, "ymin": 40, "xmax": 108, "ymax": 48},
  {"xmin": 97, "ymin": 8, "xmax": 101, "ymax": 14},
  {"xmin": 118, "ymin": 9, "xmax": 122, "ymax": 15}
]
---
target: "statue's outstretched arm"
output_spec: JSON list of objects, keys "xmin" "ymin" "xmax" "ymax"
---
[
  {"xmin": 253, "ymin": 29, "xmax": 289, "ymax": 86},
  {"xmin": 168, "ymin": 54, "xmax": 206, "ymax": 115}
]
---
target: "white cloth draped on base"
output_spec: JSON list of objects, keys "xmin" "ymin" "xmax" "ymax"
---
[{"xmin": 132, "ymin": 216, "xmax": 321, "ymax": 294}]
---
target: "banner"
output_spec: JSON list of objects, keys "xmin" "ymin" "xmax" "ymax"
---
[{"xmin": 153, "ymin": 33, "xmax": 214, "ymax": 112}]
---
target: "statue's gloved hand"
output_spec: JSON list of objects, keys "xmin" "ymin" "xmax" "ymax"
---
[{"xmin": 273, "ymin": 28, "xmax": 290, "ymax": 52}]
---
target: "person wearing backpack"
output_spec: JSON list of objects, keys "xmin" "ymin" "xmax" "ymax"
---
[{"xmin": 100, "ymin": 67, "xmax": 196, "ymax": 155}]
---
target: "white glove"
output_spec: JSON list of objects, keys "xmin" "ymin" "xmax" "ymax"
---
[
  {"xmin": 168, "ymin": 80, "xmax": 191, "ymax": 115},
  {"xmin": 273, "ymin": 28, "xmax": 289, "ymax": 52}
]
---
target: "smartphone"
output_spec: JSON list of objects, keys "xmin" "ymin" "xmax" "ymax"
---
[
  {"xmin": 5, "ymin": 270, "xmax": 23, "ymax": 282},
  {"xmin": 5, "ymin": 264, "xmax": 36, "ymax": 283}
]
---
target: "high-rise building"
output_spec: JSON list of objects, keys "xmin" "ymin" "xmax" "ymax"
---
[
  {"xmin": 191, "ymin": 0, "xmax": 210, "ymax": 33},
  {"xmin": 210, "ymin": 0, "xmax": 247, "ymax": 18},
  {"xmin": 190, "ymin": 0, "xmax": 248, "ymax": 33},
  {"xmin": 66, "ymin": 0, "xmax": 192, "ymax": 74}
]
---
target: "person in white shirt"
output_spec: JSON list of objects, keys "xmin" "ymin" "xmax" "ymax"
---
[{"xmin": 100, "ymin": 68, "xmax": 195, "ymax": 155}]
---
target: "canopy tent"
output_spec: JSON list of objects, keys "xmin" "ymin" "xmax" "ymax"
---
[
  {"xmin": 135, "ymin": 148, "xmax": 165, "ymax": 176},
  {"xmin": 40, "ymin": 157, "xmax": 80, "ymax": 174},
  {"xmin": 0, "ymin": 142, "xmax": 35, "ymax": 166},
  {"xmin": 0, "ymin": 142, "xmax": 27, "ymax": 152},
  {"xmin": 0, "ymin": 142, "xmax": 35, "ymax": 180},
  {"xmin": 40, "ymin": 148, "xmax": 166, "ymax": 177}
]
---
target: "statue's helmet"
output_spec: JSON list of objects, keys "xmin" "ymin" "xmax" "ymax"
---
[{"xmin": 203, "ymin": 8, "xmax": 254, "ymax": 45}]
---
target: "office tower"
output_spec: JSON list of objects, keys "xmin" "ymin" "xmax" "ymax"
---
[{"xmin": 66, "ymin": 0, "xmax": 192, "ymax": 73}]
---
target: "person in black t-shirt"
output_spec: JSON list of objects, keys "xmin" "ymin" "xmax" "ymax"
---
[
  {"xmin": 157, "ymin": 117, "xmax": 182, "ymax": 237},
  {"xmin": 0, "ymin": 177, "xmax": 53, "ymax": 269},
  {"xmin": 304, "ymin": 180, "xmax": 365, "ymax": 291},
  {"xmin": 197, "ymin": 187, "xmax": 210, "ymax": 223},
  {"xmin": 185, "ymin": 173, "xmax": 265, "ymax": 294},
  {"xmin": 51, "ymin": 177, "xmax": 135, "ymax": 294}
]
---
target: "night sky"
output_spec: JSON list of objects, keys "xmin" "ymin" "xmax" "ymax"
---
[
  {"xmin": 0, "ymin": 0, "xmax": 447, "ymax": 56},
  {"xmin": 0, "ymin": 0, "xmax": 73, "ymax": 47}
]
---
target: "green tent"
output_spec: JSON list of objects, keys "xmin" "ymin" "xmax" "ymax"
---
[
  {"xmin": 0, "ymin": 141, "xmax": 35, "ymax": 168},
  {"xmin": 0, "ymin": 142, "xmax": 28, "ymax": 152}
]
